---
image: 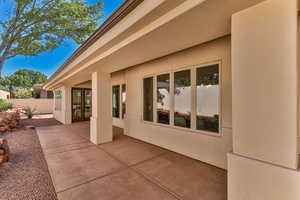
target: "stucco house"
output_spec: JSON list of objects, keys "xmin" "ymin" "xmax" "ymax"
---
[
  {"xmin": 0, "ymin": 90, "xmax": 10, "ymax": 99},
  {"xmin": 43, "ymin": 0, "xmax": 300, "ymax": 199}
]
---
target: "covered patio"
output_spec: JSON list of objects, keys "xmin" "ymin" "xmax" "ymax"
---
[{"xmin": 37, "ymin": 123, "xmax": 227, "ymax": 200}]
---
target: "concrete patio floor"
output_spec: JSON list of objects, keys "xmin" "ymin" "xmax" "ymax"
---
[{"xmin": 37, "ymin": 122, "xmax": 227, "ymax": 200}]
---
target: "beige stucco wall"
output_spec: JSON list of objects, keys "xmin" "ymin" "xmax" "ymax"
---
[
  {"xmin": 232, "ymin": 0, "xmax": 298, "ymax": 169},
  {"xmin": 53, "ymin": 86, "xmax": 72, "ymax": 124},
  {"xmin": 8, "ymin": 99, "xmax": 53, "ymax": 114},
  {"xmin": 228, "ymin": 0, "xmax": 300, "ymax": 199},
  {"xmin": 228, "ymin": 153, "xmax": 300, "ymax": 200},
  {"xmin": 113, "ymin": 36, "xmax": 232, "ymax": 169}
]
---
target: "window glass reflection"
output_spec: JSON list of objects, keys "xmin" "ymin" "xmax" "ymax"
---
[
  {"xmin": 157, "ymin": 74, "xmax": 170, "ymax": 124},
  {"xmin": 196, "ymin": 64, "xmax": 219, "ymax": 133},
  {"xmin": 174, "ymin": 70, "xmax": 191, "ymax": 128},
  {"xmin": 112, "ymin": 85, "xmax": 120, "ymax": 118},
  {"xmin": 121, "ymin": 84, "xmax": 126, "ymax": 119},
  {"xmin": 143, "ymin": 77, "xmax": 153, "ymax": 122}
]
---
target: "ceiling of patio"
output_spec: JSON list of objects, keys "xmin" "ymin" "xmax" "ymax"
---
[{"xmin": 46, "ymin": 0, "xmax": 267, "ymax": 89}]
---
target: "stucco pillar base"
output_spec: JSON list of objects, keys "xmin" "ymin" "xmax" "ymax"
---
[
  {"xmin": 90, "ymin": 116, "xmax": 112, "ymax": 144},
  {"xmin": 90, "ymin": 71, "xmax": 113, "ymax": 145},
  {"xmin": 228, "ymin": 153, "xmax": 300, "ymax": 200}
]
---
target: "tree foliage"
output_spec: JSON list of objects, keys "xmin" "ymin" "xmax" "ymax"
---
[
  {"xmin": 0, "ymin": 99, "xmax": 13, "ymax": 112},
  {"xmin": 0, "ymin": 0, "xmax": 104, "ymax": 75},
  {"xmin": 15, "ymin": 88, "xmax": 32, "ymax": 99},
  {"xmin": 0, "ymin": 69, "xmax": 47, "ymax": 93}
]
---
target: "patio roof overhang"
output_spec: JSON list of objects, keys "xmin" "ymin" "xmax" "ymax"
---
[{"xmin": 44, "ymin": 0, "xmax": 267, "ymax": 90}]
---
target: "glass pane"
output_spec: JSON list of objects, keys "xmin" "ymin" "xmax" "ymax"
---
[
  {"xmin": 143, "ymin": 77, "xmax": 153, "ymax": 122},
  {"xmin": 72, "ymin": 89, "xmax": 82, "ymax": 121},
  {"xmin": 121, "ymin": 84, "xmax": 126, "ymax": 119},
  {"xmin": 112, "ymin": 85, "xmax": 120, "ymax": 118},
  {"xmin": 84, "ymin": 89, "xmax": 92, "ymax": 120},
  {"xmin": 54, "ymin": 90, "xmax": 62, "ymax": 111},
  {"xmin": 174, "ymin": 70, "xmax": 191, "ymax": 128},
  {"xmin": 196, "ymin": 64, "xmax": 219, "ymax": 133},
  {"xmin": 157, "ymin": 74, "xmax": 170, "ymax": 124}
]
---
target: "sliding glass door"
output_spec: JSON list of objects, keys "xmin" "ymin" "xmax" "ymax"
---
[{"xmin": 72, "ymin": 88, "xmax": 92, "ymax": 122}]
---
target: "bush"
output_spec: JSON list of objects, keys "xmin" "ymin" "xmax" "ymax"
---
[
  {"xmin": 0, "ymin": 100, "xmax": 13, "ymax": 112},
  {"xmin": 15, "ymin": 88, "xmax": 32, "ymax": 99}
]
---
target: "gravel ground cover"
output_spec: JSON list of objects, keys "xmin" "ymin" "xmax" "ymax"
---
[{"xmin": 0, "ymin": 118, "xmax": 61, "ymax": 200}]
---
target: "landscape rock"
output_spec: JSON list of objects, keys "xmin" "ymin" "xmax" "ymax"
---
[{"xmin": 0, "ymin": 138, "xmax": 10, "ymax": 166}]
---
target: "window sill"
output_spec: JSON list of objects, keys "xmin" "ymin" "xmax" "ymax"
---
[{"xmin": 141, "ymin": 120, "xmax": 222, "ymax": 138}]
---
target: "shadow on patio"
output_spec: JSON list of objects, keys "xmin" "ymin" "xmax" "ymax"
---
[{"xmin": 37, "ymin": 122, "xmax": 227, "ymax": 200}]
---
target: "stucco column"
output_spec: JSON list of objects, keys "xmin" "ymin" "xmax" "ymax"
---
[
  {"xmin": 90, "ymin": 71, "xmax": 113, "ymax": 144},
  {"xmin": 63, "ymin": 85, "xmax": 72, "ymax": 124},
  {"xmin": 228, "ymin": 0, "xmax": 300, "ymax": 199}
]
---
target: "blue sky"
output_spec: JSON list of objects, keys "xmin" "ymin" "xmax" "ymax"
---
[{"xmin": 0, "ymin": 0, "xmax": 125, "ymax": 77}]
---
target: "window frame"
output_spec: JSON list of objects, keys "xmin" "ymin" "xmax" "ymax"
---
[
  {"xmin": 142, "ymin": 75, "xmax": 155, "ymax": 122},
  {"xmin": 54, "ymin": 90, "xmax": 62, "ymax": 111},
  {"xmin": 121, "ymin": 84, "xmax": 126, "ymax": 119},
  {"xmin": 112, "ymin": 85, "xmax": 121, "ymax": 118},
  {"xmin": 112, "ymin": 83, "xmax": 127, "ymax": 120},
  {"xmin": 156, "ymin": 73, "xmax": 171, "ymax": 125},
  {"xmin": 141, "ymin": 60, "xmax": 222, "ymax": 137}
]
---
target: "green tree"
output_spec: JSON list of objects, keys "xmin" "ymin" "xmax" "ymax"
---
[
  {"xmin": 15, "ymin": 88, "xmax": 32, "ymax": 99},
  {"xmin": 0, "ymin": 69, "xmax": 47, "ymax": 94},
  {"xmin": 0, "ymin": 0, "xmax": 104, "ymax": 75}
]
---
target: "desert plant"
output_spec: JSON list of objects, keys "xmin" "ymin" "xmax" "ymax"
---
[
  {"xmin": 0, "ymin": 100, "xmax": 13, "ymax": 112},
  {"xmin": 24, "ymin": 107, "xmax": 37, "ymax": 119}
]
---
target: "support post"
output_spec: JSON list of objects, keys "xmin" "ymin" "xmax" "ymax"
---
[
  {"xmin": 90, "ymin": 71, "xmax": 113, "ymax": 144},
  {"xmin": 229, "ymin": 0, "xmax": 300, "ymax": 199}
]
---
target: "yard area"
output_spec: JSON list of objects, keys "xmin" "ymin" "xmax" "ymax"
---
[
  {"xmin": 0, "ymin": 117, "xmax": 61, "ymax": 200},
  {"xmin": 0, "ymin": 117, "xmax": 227, "ymax": 200}
]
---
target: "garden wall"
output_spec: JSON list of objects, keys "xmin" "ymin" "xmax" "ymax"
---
[{"xmin": 7, "ymin": 99, "xmax": 53, "ymax": 114}]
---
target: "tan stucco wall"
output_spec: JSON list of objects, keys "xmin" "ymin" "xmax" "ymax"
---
[
  {"xmin": 53, "ymin": 86, "xmax": 72, "ymax": 124},
  {"xmin": 228, "ymin": 153, "xmax": 300, "ymax": 200},
  {"xmin": 112, "ymin": 36, "xmax": 232, "ymax": 169},
  {"xmin": 232, "ymin": 0, "xmax": 298, "ymax": 169},
  {"xmin": 8, "ymin": 99, "xmax": 53, "ymax": 114},
  {"xmin": 228, "ymin": 0, "xmax": 300, "ymax": 199}
]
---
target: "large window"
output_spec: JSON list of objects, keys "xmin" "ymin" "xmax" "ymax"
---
[
  {"xmin": 196, "ymin": 65, "xmax": 219, "ymax": 133},
  {"xmin": 174, "ymin": 70, "xmax": 191, "ymax": 128},
  {"xmin": 54, "ymin": 90, "xmax": 62, "ymax": 111},
  {"xmin": 112, "ymin": 85, "xmax": 120, "ymax": 118},
  {"xmin": 142, "ymin": 63, "xmax": 220, "ymax": 134},
  {"xmin": 143, "ymin": 77, "xmax": 153, "ymax": 122},
  {"xmin": 157, "ymin": 74, "xmax": 170, "ymax": 124}
]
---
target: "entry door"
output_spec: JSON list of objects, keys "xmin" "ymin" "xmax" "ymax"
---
[{"xmin": 72, "ymin": 88, "xmax": 92, "ymax": 122}]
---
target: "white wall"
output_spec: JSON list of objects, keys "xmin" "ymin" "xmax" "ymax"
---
[
  {"xmin": 0, "ymin": 90, "xmax": 9, "ymax": 99},
  {"xmin": 8, "ymin": 99, "xmax": 53, "ymax": 114},
  {"xmin": 117, "ymin": 36, "xmax": 232, "ymax": 169}
]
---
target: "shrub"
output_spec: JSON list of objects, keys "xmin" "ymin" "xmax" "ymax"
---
[
  {"xmin": 0, "ymin": 100, "xmax": 13, "ymax": 112},
  {"xmin": 24, "ymin": 107, "xmax": 37, "ymax": 119},
  {"xmin": 15, "ymin": 88, "xmax": 32, "ymax": 99}
]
